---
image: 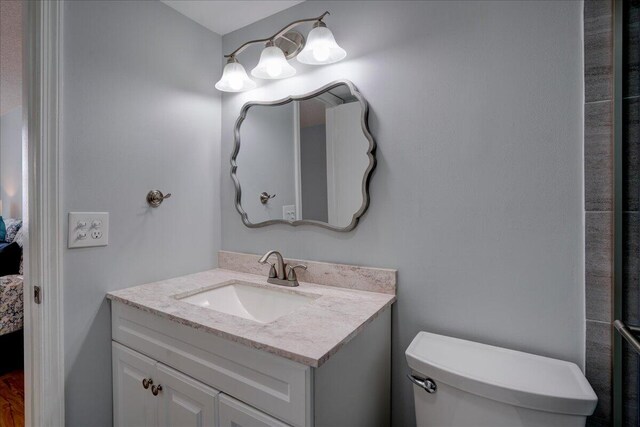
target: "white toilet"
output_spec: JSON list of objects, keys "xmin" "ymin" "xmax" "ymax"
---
[{"xmin": 406, "ymin": 332, "xmax": 597, "ymax": 427}]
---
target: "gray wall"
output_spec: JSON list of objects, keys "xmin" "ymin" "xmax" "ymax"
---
[
  {"xmin": 220, "ymin": 2, "xmax": 584, "ymax": 426},
  {"xmin": 0, "ymin": 107, "xmax": 22, "ymax": 218},
  {"xmin": 300, "ymin": 124, "xmax": 328, "ymax": 222},
  {"xmin": 237, "ymin": 103, "xmax": 296, "ymax": 222},
  {"xmin": 61, "ymin": 1, "xmax": 221, "ymax": 425}
]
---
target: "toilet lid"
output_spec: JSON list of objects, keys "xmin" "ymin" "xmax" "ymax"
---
[{"xmin": 405, "ymin": 331, "xmax": 597, "ymax": 416}]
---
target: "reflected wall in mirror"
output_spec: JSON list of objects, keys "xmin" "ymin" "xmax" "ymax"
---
[{"xmin": 232, "ymin": 80, "xmax": 375, "ymax": 231}]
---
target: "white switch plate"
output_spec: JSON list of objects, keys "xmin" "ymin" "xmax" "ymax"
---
[
  {"xmin": 68, "ymin": 212, "xmax": 109, "ymax": 248},
  {"xmin": 282, "ymin": 205, "xmax": 296, "ymax": 221}
]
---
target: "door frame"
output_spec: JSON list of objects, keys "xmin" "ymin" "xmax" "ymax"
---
[
  {"xmin": 23, "ymin": 0, "xmax": 65, "ymax": 425},
  {"xmin": 292, "ymin": 101, "xmax": 302, "ymax": 220}
]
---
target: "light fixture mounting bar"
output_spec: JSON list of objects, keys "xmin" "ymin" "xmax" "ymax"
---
[{"xmin": 224, "ymin": 11, "xmax": 330, "ymax": 59}]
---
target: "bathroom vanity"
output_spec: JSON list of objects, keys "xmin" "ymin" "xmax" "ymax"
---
[{"xmin": 107, "ymin": 251, "xmax": 396, "ymax": 427}]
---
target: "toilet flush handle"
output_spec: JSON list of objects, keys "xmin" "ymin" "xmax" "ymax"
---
[{"xmin": 407, "ymin": 374, "xmax": 437, "ymax": 394}]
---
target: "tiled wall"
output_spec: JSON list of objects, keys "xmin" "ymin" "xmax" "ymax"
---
[
  {"xmin": 622, "ymin": 0, "xmax": 639, "ymax": 424},
  {"xmin": 584, "ymin": 1, "xmax": 615, "ymax": 424},
  {"xmin": 584, "ymin": 0, "xmax": 639, "ymax": 425}
]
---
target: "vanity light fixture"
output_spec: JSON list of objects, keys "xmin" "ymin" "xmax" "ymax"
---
[
  {"xmin": 215, "ymin": 11, "xmax": 346, "ymax": 92},
  {"xmin": 251, "ymin": 41, "xmax": 297, "ymax": 79},
  {"xmin": 215, "ymin": 57, "xmax": 256, "ymax": 92},
  {"xmin": 296, "ymin": 21, "xmax": 346, "ymax": 65}
]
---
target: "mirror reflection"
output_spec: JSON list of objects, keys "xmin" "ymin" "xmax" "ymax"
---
[{"xmin": 233, "ymin": 82, "xmax": 375, "ymax": 231}]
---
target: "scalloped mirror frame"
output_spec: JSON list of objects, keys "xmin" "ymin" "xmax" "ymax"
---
[{"xmin": 231, "ymin": 79, "xmax": 376, "ymax": 232}]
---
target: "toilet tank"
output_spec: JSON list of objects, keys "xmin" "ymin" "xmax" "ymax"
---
[{"xmin": 405, "ymin": 332, "xmax": 597, "ymax": 427}]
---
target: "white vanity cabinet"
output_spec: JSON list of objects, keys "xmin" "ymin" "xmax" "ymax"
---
[
  {"xmin": 113, "ymin": 342, "xmax": 158, "ymax": 427},
  {"xmin": 156, "ymin": 364, "xmax": 220, "ymax": 427},
  {"xmin": 110, "ymin": 301, "xmax": 391, "ymax": 427},
  {"xmin": 219, "ymin": 395, "xmax": 289, "ymax": 427},
  {"xmin": 113, "ymin": 342, "xmax": 219, "ymax": 427},
  {"xmin": 113, "ymin": 341, "xmax": 286, "ymax": 427}
]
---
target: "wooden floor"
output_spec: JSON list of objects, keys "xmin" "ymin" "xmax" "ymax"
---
[{"xmin": 0, "ymin": 370, "xmax": 23, "ymax": 427}]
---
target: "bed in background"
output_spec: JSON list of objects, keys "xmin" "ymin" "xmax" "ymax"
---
[
  {"xmin": 0, "ymin": 274, "xmax": 23, "ymax": 337},
  {"xmin": 0, "ymin": 218, "xmax": 25, "ymax": 375}
]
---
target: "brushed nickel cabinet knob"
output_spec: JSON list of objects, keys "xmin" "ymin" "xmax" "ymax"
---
[{"xmin": 151, "ymin": 384, "xmax": 163, "ymax": 396}]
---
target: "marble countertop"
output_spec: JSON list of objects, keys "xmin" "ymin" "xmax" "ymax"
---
[{"xmin": 107, "ymin": 268, "xmax": 396, "ymax": 367}]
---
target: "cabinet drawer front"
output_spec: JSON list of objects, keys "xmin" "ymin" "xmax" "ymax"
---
[
  {"xmin": 111, "ymin": 302, "xmax": 311, "ymax": 427},
  {"xmin": 219, "ymin": 394, "xmax": 290, "ymax": 427}
]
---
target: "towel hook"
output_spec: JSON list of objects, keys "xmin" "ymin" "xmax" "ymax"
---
[
  {"xmin": 260, "ymin": 192, "xmax": 276, "ymax": 204},
  {"xmin": 147, "ymin": 190, "xmax": 172, "ymax": 207}
]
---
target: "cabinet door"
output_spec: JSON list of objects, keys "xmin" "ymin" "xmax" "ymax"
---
[
  {"xmin": 219, "ymin": 394, "xmax": 289, "ymax": 427},
  {"xmin": 112, "ymin": 342, "xmax": 157, "ymax": 427},
  {"xmin": 156, "ymin": 363, "xmax": 219, "ymax": 427}
]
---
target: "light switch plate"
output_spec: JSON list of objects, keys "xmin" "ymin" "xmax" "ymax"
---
[
  {"xmin": 283, "ymin": 205, "xmax": 296, "ymax": 221},
  {"xmin": 68, "ymin": 212, "xmax": 109, "ymax": 248}
]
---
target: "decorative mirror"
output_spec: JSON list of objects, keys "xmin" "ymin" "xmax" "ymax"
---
[{"xmin": 231, "ymin": 80, "xmax": 375, "ymax": 231}]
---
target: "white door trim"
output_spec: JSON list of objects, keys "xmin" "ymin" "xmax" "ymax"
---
[
  {"xmin": 325, "ymin": 106, "xmax": 337, "ymax": 225},
  {"xmin": 23, "ymin": 0, "xmax": 65, "ymax": 425},
  {"xmin": 292, "ymin": 102, "xmax": 302, "ymax": 220}
]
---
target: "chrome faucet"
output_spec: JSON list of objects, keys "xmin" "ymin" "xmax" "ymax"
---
[
  {"xmin": 258, "ymin": 250, "xmax": 307, "ymax": 287},
  {"xmin": 259, "ymin": 250, "xmax": 286, "ymax": 280}
]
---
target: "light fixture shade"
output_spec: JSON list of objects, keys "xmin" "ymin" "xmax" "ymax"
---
[
  {"xmin": 297, "ymin": 24, "xmax": 346, "ymax": 65},
  {"xmin": 215, "ymin": 60, "xmax": 256, "ymax": 92},
  {"xmin": 251, "ymin": 45, "xmax": 296, "ymax": 79}
]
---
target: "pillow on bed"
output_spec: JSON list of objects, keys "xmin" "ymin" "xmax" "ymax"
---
[
  {"xmin": 14, "ymin": 225, "xmax": 26, "ymax": 248},
  {"xmin": 13, "ymin": 226, "xmax": 26, "ymax": 275},
  {"xmin": 3, "ymin": 218, "xmax": 22, "ymax": 243},
  {"xmin": 0, "ymin": 242, "xmax": 21, "ymax": 276},
  {"xmin": 0, "ymin": 217, "xmax": 5, "ymax": 242}
]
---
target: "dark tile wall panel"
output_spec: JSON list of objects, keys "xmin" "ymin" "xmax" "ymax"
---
[
  {"xmin": 624, "ymin": 0, "xmax": 639, "ymax": 98},
  {"xmin": 585, "ymin": 0, "xmax": 613, "ymax": 102},
  {"xmin": 584, "ymin": 1, "xmax": 615, "ymax": 425},
  {"xmin": 623, "ymin": 0, "xmax": 640, "ymax": 423},
  {"xmin": 623, "ymin": 213, "xmax": 639, "ymax": 326},
  {"xmin": 624, "ymin": 97, "xmax": 639, "ymax": 211},
  {"xmin": 623, "ymin": 347, "xmax": 639, "ymax": 427},
  {"xmin": 586, "ymin": 212, "xmax": 614, "ymax": 322},
  {"xmin": 586, "ymin": 320, "xmax": 613, "ymax": 424},
  {"xmin": 585, "ymin": 101, "xmax": 614, "ymax": 211}
]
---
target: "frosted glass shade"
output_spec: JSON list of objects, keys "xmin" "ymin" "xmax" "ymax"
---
[
  {"xmin": 297, "ymin": 25, "xmax": 346, "ymax": 65},
  {"xmin": 251, "ymin": 46, "xmax": 296, "ymax": 79},
  {"xmin": 215, "ymin": 61, "xmax": 256, "ymax": 92}
]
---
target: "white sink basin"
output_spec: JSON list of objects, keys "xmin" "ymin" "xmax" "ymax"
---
[{"xmin": 177, "ymin": 282, "xmax": 318, "ymax": 323}]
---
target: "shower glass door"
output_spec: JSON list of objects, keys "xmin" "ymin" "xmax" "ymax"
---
[{"xmin": 614, "ymin": 0, "xmax": 639, "ymax": 425}]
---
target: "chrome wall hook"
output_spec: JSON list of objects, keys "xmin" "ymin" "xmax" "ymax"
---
[
  {"xmin": 260, "ymin": 192, "xmax": 276, "ymax": 204},
  {"xmin": 147, "ymin": 190, "xmax": 171, "ymax": 207}
]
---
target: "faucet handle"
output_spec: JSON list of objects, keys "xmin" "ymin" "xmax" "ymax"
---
[
  {"xmin": 267, "ymin": 263, "xmax": 277, "ymax": 279},
  {"xmin": 287, "ymin": 264, "xmax": 307, "ymax": 282}
]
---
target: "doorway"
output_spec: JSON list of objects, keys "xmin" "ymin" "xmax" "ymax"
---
[
  {"xmin": 1, "ymin": 1, "xmax": 65, "ymax": 426},
  {"xmin": 0, "ymin": 0, "xmax": 26, "ymax": 425}
]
